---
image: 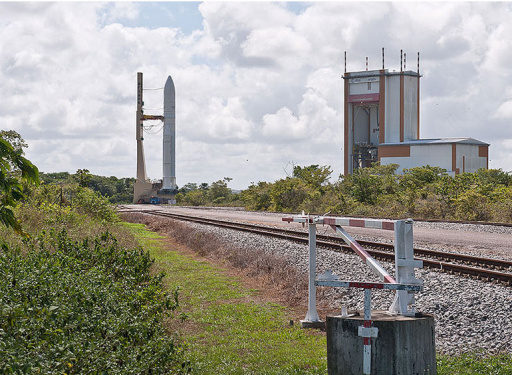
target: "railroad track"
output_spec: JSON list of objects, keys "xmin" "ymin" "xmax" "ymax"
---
[{"xmin": 118, "ymin": 207, "xmax": 512, "ymax": 286}]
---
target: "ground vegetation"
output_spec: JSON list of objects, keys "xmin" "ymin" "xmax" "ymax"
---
[
  {"xmin": 176, "ymin": 177, "xmax": 242, "ymax": 207},
  {"xmin": 0, "ymin": 131, "xmax": 190, "ymax": 373},
  {"xmin": 0, "ymin": 130, "xmax": 39, "ymax": 233}
]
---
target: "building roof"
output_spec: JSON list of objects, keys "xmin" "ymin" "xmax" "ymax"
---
[
  {"xmin": 343, "ymin": 69, "xmax": 420, "ymax": 79},
  {"xmin": 381, "ymin": 138, "xmax": 489, "ymax": 147}
]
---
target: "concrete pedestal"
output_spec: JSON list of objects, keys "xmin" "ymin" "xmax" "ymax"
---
[{"xmin": 326, "ymin": 311, "xmax": 436, "ymax": 375}]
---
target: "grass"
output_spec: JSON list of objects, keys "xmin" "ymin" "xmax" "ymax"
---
[
  {"xmin": 124, "ymin": 221, "xmax": 512, "ymax": 375},
  {"xmin": 437, "ymin": 353, "xmax": 512, "ymax": 375},
  {"xmin": 123, "ymin": 222, "xmax": 327, "ymax": 374}
]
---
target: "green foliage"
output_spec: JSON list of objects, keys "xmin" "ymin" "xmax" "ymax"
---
[
  {"xmin": 208, "ymin": 179, "xmax": 232, "ymax": 204},
  {"xmin": 0, "ymin": 180, "xmax": 190, "ymax": 373},
  {"xmin": 269, "ymin": 178, "xmax": 310, "ymax": 212},
  {"xmin": 293, "ymin": 164, "xmax": 332, "ymax": 190},
  {"xmin": 0, "ymin": 229, "xmax": 188, "ymax": 374},
  {"xmin": 239, "ymin": 166, "xmax": 339, "ymax": 213},
  {"xmin": 71, "ymin": 186, "xmax": 119, "ymax": 222},
  {"xmin": 25, "ymin": 182, "xmax": 119, "ymax": 224},
  {"xmin": 74, "ymin": 168, "xmax": 91, "ymax": 187},
  {"xmin": 437, "ymin": 353, "xmax": 512, "ymax": 375},
  {"xmin": 179, "ymin": 182, "xmax": 199, "ymax": 194},
  {"xmin": 237, "ymin": 164, "xmax": 512, "ymax": 222},
  {"xmin": 176, "ymin": 189, "xmax": 208, "ymax": 206},
  {"xmin": 0, "ymin": 130, "xmax": 29, "ymax": 155},
  {"xmin": 401, "ymin": 165, "xmax": 447, "ymax": 188},
  {"xmin": 0, "ymin": 131, "xmax": 39, "ymax": 234},
  {"xmin": 240, "ymin": 182, "xmax": 272, "ymax": 211},
  {"xmin": 40, "ymin": 171, "xmax": 72, "ymax": 184},
  {"xmin": 340, "ymin": 164, "xmax": 398, "ymax": 205},
  {"xmin": 176, "ymin": 178, "xmax": 241, "ymax": 206},
  {"xmin": 40, "ymin": 172, "xmax": 136, "ymax": 204}
]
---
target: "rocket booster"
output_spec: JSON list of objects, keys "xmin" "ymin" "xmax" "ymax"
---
[{"xmin": 162, "ymin": 76, "xmax": 176, "ymax": 189}]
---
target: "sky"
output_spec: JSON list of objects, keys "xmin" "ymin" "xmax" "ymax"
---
[{"xmin": 1, "ymin": 1, "xmax": 512, "ymax": 190}]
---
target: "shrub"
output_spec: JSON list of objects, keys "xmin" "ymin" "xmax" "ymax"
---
[
  {"xmin": 0, "ymin": 229, "xmax": 189, "ymax": 374},
  {"xmin": 453, "ymin": 190, "xmax": 491, "ymax": 221}
]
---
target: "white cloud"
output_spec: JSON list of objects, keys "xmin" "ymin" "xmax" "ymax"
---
[
  {"xmin": 1, "ymin": 2, "xmax": 512, "ymax": 190},
  {"xmin": 495, "ymin": 100, "xmax": 512, "ymax": 120},
  {"xmin": 205, "ymin": 97, "xmax": 253, "ymax": 141},
  {"xmin": 242, "ymin": 26, "xmax": 311, "ymax": 68},
  {"xmin": 263, "ymin": 107, "xmax": 305, "ymax": 140}
]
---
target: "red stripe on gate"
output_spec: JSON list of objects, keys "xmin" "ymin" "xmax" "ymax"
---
[
  {"xmin": 364, "ymin": 321, "xmax": 372, "ymax": 328},
  {"xmin": 364, "ymin": 338, "xmax": 371, "ymax": 345},
  {"xmin": 349, "ymin": 219, "xmax": 365, "ymax": 227},
  {"xmin": 349, "ymin": 282, "xmax": 385, "ymax": 289},
  {"xmin": 350, "ymin": 242, "xmax": 367, "ymax": 260},
  {"xmin": 323, "ymin": 218, "xmax": 336, "ymax": 225},
  {"xmin": 382, "ymin": 221, "xmax": 395, "ymax": 230},
  {"xmin": 384, "ymin": 275, "xmax": 396, "ymax": 284}
]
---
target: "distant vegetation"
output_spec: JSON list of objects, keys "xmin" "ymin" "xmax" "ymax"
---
[
  {"xmin": 256, "ymin": 164, "xmax": 512, "ymax": 222},
  {"xmin": 176, "ymin": 163, "xmax": 512, "ymax": 223},
  {"xmin": 38, "ymin": 163, "xmax": 512, "ymax": 223},
  {"xmin": 175, "ymin": 178, "xmax": 243, "ymax": 207},
  {"xmin": 40, "ymin": 170, "xmax": 136, "ymax": 204},
  {"xmin": 18, "ymin": 121, "xmax": 509, "ymax": 224}
]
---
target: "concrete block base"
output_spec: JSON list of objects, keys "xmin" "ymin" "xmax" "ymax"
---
[
  {"xmin": 326, "ymin": 311, "xmax": 436, "ymax": 375},
  {"xmin": 300, "ymin": 320, "xmax": 325, "ymax": 329}
]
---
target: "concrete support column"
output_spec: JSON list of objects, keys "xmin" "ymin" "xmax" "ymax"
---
[{"xmin": 326, "ymin": 311, "xmax": 436, "ymax": 375}]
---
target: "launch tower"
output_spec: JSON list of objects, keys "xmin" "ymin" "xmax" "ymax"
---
[{"xmin": 133, "ymin": 72, "xmax": 178, "ymax": 204}]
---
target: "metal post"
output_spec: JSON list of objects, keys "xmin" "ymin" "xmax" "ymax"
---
[
  {"xmin": 363, "ymin": 288, "xmax": 372, "ymax": 375},
  {"xmin": 304, "ymin": 222, "xmax": 320, "ymax": 323},
  {"xmin": 390, "ymin": 219, "xmax": 423, "ymax": 316},
  {"xmin": 136, "ymin": 72, "xmax": 147, "ymax": 183}
]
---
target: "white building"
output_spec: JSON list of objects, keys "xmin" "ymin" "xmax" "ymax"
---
[{"xmin": 343, "ymin": 51, "xmax": 489, "ymax": 176}]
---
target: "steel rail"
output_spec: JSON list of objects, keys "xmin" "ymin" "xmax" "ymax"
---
[{"xmin": 118, "ymin": 207, "xmax": 512, "ymax": 286}]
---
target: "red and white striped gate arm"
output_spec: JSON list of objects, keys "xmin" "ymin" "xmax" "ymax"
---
[
  {"xmin": 282, "ymin": 215, "xmax": 397, "ymax": 284},
  {"xmin": 282, "ymin": 215, "xmax": 395, "ymax": 231},
  {"xmin": 329, "ymin": 225, "xmax": 396, "ymax": 284},
  {"xmin": 321, "ymin": 217, "xmax": 395, "ymax": 231}
]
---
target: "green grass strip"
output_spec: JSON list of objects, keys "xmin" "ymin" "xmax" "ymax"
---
[
  {"xmin": 124, "ymin": 222, "xmax": 326, "ymax": 374},
  {"xmin": 125, "ymin": 222, "xmax": 512, "ymax": 375},
  {"xmin": 437, "ymin": 353, "xmax": 512, "ymax": 375}
]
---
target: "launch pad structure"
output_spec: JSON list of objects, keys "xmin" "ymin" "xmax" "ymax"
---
[{"xmin": 133, "ymin": 72, "xmax": 178, "ymax": 204}]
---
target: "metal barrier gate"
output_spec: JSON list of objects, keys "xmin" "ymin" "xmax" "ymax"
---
[{"xmin": 282, "ymin": 214, "xmax": 424, "ymax": 375}]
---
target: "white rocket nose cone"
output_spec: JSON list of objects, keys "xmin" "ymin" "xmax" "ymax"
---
[{"xmin": 163, "ymin": 75, "xmax": 176, "ymax": 190}]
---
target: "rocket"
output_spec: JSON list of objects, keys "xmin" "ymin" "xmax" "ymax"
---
[{"xmin": 162, "ymin": 76, "xmax": 176, "ymax": 190}]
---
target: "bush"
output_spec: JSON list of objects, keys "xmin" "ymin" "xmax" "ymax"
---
[
  {"xmin": 236, "ymin": 165, "xmax": 512, "ymax": 223},
  {"xmin": 453, "ymin": 191, "xmax": 491, "ymax": 221},
  {"xmin": 71, "ymin": 187, "xmax": 118, "ymax": 222},
  {"xmin": 0, "ymin": 229, "xmax": 189, "ymax": 374}
]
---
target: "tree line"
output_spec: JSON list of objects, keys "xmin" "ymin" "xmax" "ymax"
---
[
  {"xmin": 46, "ymin": 163, "xmax": 511, "ymax": 223},
  {"xmin": 4, "ymin": 129, "xmax": 510, "ymax": 223},
  {"xmin": 178, "ymin": 164, "xmax": 512, "ymax": 223}
]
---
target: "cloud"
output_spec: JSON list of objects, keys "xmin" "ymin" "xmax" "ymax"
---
[
  {"xmin": 495, "ymin": 100, "xmax": 512, "ymax": 120},
  {"xmin": 1, "ymin": 2, "xmax": 512, "ymax": 190},
  {"xmin": 241, "ymin": 26, "xmax": 311, "ymax": 69},
  {"xmin": 205, "ymin": 97, "xmax": 253, "ymax": 141}
]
